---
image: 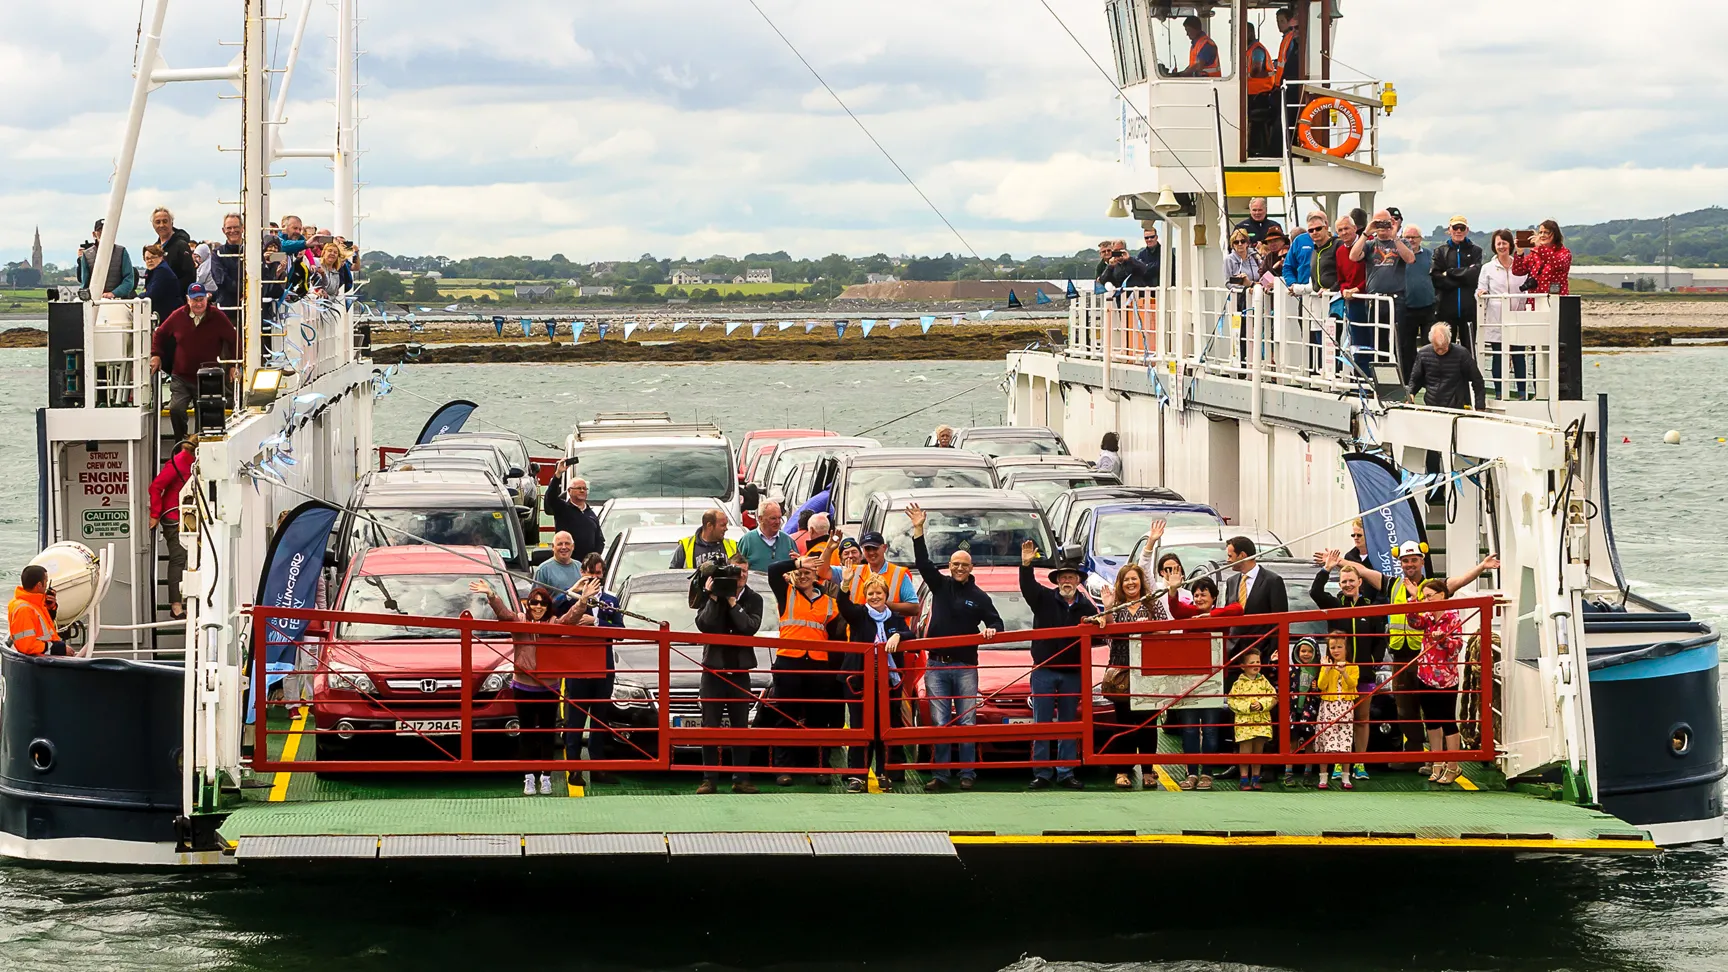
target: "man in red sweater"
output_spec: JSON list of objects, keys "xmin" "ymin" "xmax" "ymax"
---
[{"xmin": 150, "ymin": 283, "xmax": 237, "ymax": 440}]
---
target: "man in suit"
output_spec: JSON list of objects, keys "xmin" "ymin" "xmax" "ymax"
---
[{"xmin": 1222, "ymin": 536, "xmax": 1289, "ymax": 688}]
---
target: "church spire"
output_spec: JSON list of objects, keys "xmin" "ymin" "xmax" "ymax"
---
[{"xmin": 31, "ymin": 227, "xmax": 42, "ymax": 271}]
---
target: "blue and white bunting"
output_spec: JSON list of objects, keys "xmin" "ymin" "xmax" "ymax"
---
[
  {"xmin": 673, "ymin": 321, "xmax": 688, "ymax": 333},
  {"xmin": 834, "ymin": 320, "xmax": 847, "ymax": 339},
  {"xmin": 978, "ymin": 309, "xmax": 994, "ymax": 320},
  {"xmin": 725, "ymin": 321, "xmax": 744, "ymax": 336},
  {"xmin": 805, "ymin": 321, "xmax": 819, "ymax": 333},
  {"xmin": 623, "ymin": 321, "xmax": 639, "ymax": 341},
  {"xmin": 859, "ymin": 319, "xmax": 877, "ymax": 338},
  {"xmin": 920, "ymin": 317, "xmax": 936, "ymax": 334},
  {"xmin": 492, "ymin": 315, "xmax": 504, "ymax": 337},
  {"xmin": 751, "ymin": 322, "xmax": 767, "ymax": 337},
  {"xmin": 778, "ymin": 320, "xmax": 795, "ymax": 331},
  {"xmin": 597, "ymin": 322, "xmax": 610, "ymax": 340},
  {"xmin": 519, "ymin": 317, "xmax": 531, "ymax": 337},
  {"xmin": 950, "ymin": 314, "xmax": 963, "ymax": 327},
  {"xmin": 887, "ymin": 318, "xmax": 902, "ymax": 329},
  {"xmin": 571, "ymin": 321, "xmax": 586, "ymax": 343}
]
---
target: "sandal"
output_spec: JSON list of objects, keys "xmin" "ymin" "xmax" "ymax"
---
[
  {"xmin": 1437, "ymin": 764, "xmax": 1461, "ymax": 786},
  {"xmin": 1115, "ymin": 772, "xmax": 1133, "ymax": 790},
  {"xmin": 1427, "ymin": 765, "xmax": 1445, "ymax": 783},
  {"xmin": 1178, "ymin": 775, "xmax": 1197, "ymax": 790},
  {"xmin": 1196, "ymin": 775, "xmax": 1214, "ymax": 791},
  {"xmin": 1281, "ymin": 772, "xmax": 1296, "ymax": 788}
]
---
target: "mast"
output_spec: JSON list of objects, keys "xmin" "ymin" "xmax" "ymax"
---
[
  {"xmin": 333, "ymin": 0, "xmax": 358, "ymax": 241},
  {"xmin": 242, "ymin": 0, "xmax": 266, "ymax": 381},
  {"xmin": 86, "ymin": 0, "xmax": 169, "ymax": 302}
]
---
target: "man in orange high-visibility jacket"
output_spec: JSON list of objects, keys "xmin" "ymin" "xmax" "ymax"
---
[
  {"xmin": 766, "ymin": 552, "xmax": 844, "ymax": 785},
  {"xmin": 1181, "ymin": 16, "xmax": 1221, "ymax": 77},
  {"xmin": 7, "ymin": 565, "xmax": 64, "ymax": 656}
]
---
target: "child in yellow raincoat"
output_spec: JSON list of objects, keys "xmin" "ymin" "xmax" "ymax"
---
[{"xmin": 1227, "ymin": 649, "xmax": 1276, "ymax": 791}]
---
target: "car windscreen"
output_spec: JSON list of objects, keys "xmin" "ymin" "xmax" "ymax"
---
[
  {"xmin": 360, "ymin": 508, "xmax": 519, "ymax": 561},
  {"xmin": 1075, "ymin": 506, "xmax": 1220, "ymax": 544},
  {"xmin": 842, "ymin": 466, "xmax": 994, "ymax": 522},
  {"xmin": 451, "ymin": 437, "xmax": 527, "ymax": 470},
  {"xmin": 601, "ymin": 506, "xmax": 708, "ymax": 540},
  {"xmin": 405, "ymin": 447, "xmax": 506, "ymax": 476},
  {"xmin": 878, "ymin": 509, "xmax": 1052, "ymax": 567},
  {"xmin": 1013, "ymin": 477, "xmax": 1108, "ymax": 510},
  {"xmin": 335, "ymin": 572, "xmax": 506, "ymax": 639},
  {"xmin": 612, "ymin": 541, "xmax": 682, "ymax": 587},
  {"xmin": 969, "ymin": 437, "xmax": 1062, "ymax": 458},
  {"xmin": 575, "ymin": 446, "xmax": 732, "ymax": 504}
]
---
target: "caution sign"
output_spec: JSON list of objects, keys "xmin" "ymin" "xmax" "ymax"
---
[{"xmin": 82, "ymin": 509, "xmax": 130, "ymax": 540}]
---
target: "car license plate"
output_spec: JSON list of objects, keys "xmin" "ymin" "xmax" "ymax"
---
[
  {"xmin": 396, "ymin": 719, "xmax": 461, "ymax": 736},
  {"xmin": 1006, "ymin": 717, "xmax": 1033, "ymax": 724},
  {"xmin": 672, "ymin": 714, "xmax": 703, "ymax": 728}
]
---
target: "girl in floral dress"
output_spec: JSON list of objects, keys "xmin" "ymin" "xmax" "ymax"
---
[
  {"xmin": 1314, "ymin": 626, "xmax": 1360, "ymax": 790},
  {"xmin": 1408, "ymin": 579, "xmax": 1467, "ymax": 784}
]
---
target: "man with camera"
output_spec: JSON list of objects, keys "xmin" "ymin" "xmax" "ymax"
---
[
  {"xmin": 1349, "ymin": 208, "xmax": 1415, "ymax": 374},
  {"xmin": 690, "ymin": 550, "xmax": 764, "ymax": 794}
]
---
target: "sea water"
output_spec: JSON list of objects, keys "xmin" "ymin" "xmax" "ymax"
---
[{"xmin": 0, "ymin": 349, "xmax": 1721, "ymax": 971}]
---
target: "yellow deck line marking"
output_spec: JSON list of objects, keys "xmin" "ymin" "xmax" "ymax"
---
[
  {"xmin": 1152, "ymin": 766, "xmax": 1180, "ymax": 791},
  {"xmin": 947, "ymin": 834, "xmax": 1655, "ymax": 852},
  {"xmin": 1454, "ymin": 773, "xmax": 1479, "ymax": 791},
  {"xmin": 866, "ymin": 768, "xmax": 882, "ymax": 794},
  {"xmin": 567, "ymin": 776, "xmax": 585, "ymax": 798},
  {"xmin": 267, "ymin": 707, "xmax": 309, "ymax": 802}
]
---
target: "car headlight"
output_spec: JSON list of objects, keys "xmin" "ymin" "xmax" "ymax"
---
[
  {"xmin": 481, "ymin": 668, "xmax": 512, "ymax": 694},
  {"xmin": 327, "ymin": 662, "xmax": 374, "ymax": 694},
  {"xmin": 611, "ymin": 680, "xmax": 653, "ymax": 707}
]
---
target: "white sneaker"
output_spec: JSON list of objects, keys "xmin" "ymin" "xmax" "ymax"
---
[
  {"xmin": 538, "ymin": 773, "xmax": 553, "ymax": 795},
  {"xmin": 523, "ymin": 773, "xmax": 537, "ymax": 795}
]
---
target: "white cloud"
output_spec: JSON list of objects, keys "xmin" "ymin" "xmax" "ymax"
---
[{"xmin": 0, "ymin": 0, "xmax": 1723, "ymax": 265}]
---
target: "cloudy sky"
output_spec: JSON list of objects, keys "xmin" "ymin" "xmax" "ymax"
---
[{"xmin": 3, "ymin": 1, "xmax": 1724, "ymax": 266}]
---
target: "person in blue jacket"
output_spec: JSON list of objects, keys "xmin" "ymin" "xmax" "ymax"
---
[{"xmin": 1282, "ymin": 210, "xmax": 1328, "ymax": 288}]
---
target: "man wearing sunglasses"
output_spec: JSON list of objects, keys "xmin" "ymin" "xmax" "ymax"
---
[{"xmin": 1430, "ymin": 215, "xmax": 1483, "ymax": 352}]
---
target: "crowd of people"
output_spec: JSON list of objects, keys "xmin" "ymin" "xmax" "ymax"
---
[
  {"xmin": 468, "ymin": 460, "xmax": 1494, "ymax": 797},
  {"xmin": 1105, "ymin": 201, "xmax": 1574, "ymax": 408}
]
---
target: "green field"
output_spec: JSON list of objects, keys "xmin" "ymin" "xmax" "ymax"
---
[
  {"xmin": 655, "ymin": 282, "xmax": 810, "ymax": 296},
  {"xmin": 0, "ymin": 289, "xmax": 51, "ymax": 316}
]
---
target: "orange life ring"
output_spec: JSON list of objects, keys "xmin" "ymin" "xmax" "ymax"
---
[{"xmin": 1296, "ymin": 97, "xmax": 1364, "ymax": 158}]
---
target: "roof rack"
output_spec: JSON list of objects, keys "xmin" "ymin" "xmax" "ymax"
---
[{"xmin": 572, "ymin": 412, "xmax": 725, "ymax": 441}]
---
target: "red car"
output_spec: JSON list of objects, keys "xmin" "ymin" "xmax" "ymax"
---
[
  {"xmin": 308, "ymin": 545, "xmax": 522, "ymax": 762},
  {"xmin": 912, "ymin": 566, "xmax": 1112, "ymax": 756}
]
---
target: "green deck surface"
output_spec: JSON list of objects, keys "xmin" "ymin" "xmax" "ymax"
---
[{"xmin": 229, "ymin": 711, "xmax": 1648, "ymax": 847}]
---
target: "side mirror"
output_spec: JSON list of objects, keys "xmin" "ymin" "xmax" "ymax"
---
[
  {"xmin": 1060, "ymin": 542, "xmax": 1082, "ymax": 562},
  {"xmin": 530, "ymin": 547, "xmax": 554, "ymax": 566},
  {"xmin": 305, "ymin": 620, "xmax": 331, "ymax": 638},
  {"xmin": 739, "ymin": 482, "xmax": 761, "ymax": 512},
  {"xmin": 507, "ymin": 467, "xmax": 525, "ymax": 480},
  {"xmin": 515, "ymin": 505, "xmax": 534, "ymax": 519}
]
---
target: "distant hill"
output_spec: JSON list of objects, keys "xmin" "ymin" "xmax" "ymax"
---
[{"xmin": 1430, "ymin": 206, "xmax": 1728, "ymax": 267}]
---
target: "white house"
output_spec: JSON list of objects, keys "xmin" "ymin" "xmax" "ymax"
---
[
  {"xmin": 745, "ymin": 268, "xmax": 773, "ymax": 284},
  {"xmin": 579, "ymin": 285, "xmax": 615, "ymax": 297},
  {"xmin": 670, "ymin": 268, "xmax": 703, "ymax": 286},
  {"xmin": 865, "ymin": 273, "xmax": 899, "ymax": 284}
]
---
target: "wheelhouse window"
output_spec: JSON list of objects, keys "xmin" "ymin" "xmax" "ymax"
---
[
  {"xmin": 1107, "ymin": 0, "xmax": 1147, "ymax": 85},
  {"xmin": 1150, "ymin": 5, "xmax": 1235, "ymax": 80}
]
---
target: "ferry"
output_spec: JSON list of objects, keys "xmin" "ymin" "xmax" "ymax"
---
[{"xmin": 4, "ymin": 1, "xmax": 1717, "ymax": 868}]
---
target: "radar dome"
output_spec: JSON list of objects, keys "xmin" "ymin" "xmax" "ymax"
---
[{"xmin": 28, "ymin": 542, "xmax": 102, "ymax": 625}]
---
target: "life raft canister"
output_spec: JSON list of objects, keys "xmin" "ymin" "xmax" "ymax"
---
[{"xmin": 1295, "ymin": 97, "xmax": 1364, "ymax": 158}]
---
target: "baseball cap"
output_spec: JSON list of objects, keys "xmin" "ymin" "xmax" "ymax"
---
[
  {"xmin": 839, "ymin": 537, "xmax": 860, "ymax": 552},
  {"xmin": 1448, "ymin": 215, "xmax": 1469, "ymax": 229},
  {"xmin": 1386, "ymin": 206, "xmax": 1403, "ymax": 223},
  {"xmin": 860, "ymin": 531, "xmax": 886, "ymax": 548},
  {"xmin": 186, "ymin": 283, "xmax": 211, "ymax": 299},
  {"xmin": 1396, "ymin": 540, "xmax": 1424, "ymax": 558}
]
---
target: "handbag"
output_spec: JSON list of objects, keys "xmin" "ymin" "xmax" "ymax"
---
[{"xmin": 1102, "ymin": 666, "xmax": 1131, "ymax": 703}]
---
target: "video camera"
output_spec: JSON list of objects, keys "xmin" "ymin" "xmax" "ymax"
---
[{"xmin": 695, "ymin": 559, "xmax": 743, "ymax": 600}]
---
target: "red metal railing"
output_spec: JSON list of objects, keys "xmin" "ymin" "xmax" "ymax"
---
[{"xmin": 247, "ymin": 595, "xmax": 1496, "ymax": 777}]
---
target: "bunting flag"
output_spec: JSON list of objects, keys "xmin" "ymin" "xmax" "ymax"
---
[
  {"xmin": 571, "ymin": 321, "xmax": 586, "ymax": 343},
  {"xmin": 888, "ymin": 318, "xmax": 902, "ymax": 329},
  {"xmin": 493, "ymin": 315, "xmax": 504, "ymax": 337},
  {"xmin": 805, "ymin": 321, "xmax": 819, "ymax": 333},
  {"xmin": 1007, "ymin": 290, "xmax": 1022, "ymax": 309},
  {"xmin": 751, "ymin": 322, "xmax": 767, "ymax": 337},
  {"xmin": 1094, "ymin": 281, "xmax": 1107, "ymax": 295},
  {"xmin": 673, "ymin": 321, "xmax": 688, "ymax": 333},
  {"xmin": 546, "ymin": 320, "xmax": 557, "ymax": 339},
  {"xmin": 778, "ymin": 320, "xmax": 795, "ymax": 331},
  {"xmin": 920, "ymin": 316, "xmax": 936, "ymax": 334},
  {"xmin": 1065, "ymin": 279, "xmax": 1079, "ymax": 299},
  {"xmin": 1035, "ymin": 290, "xmax": 1053, "ymax": 305},
  {"xmin": 698, "ymin": 322, "xmax": 711, "ymax": 331},
  {"xmin": 725, "ymin": 321, "xmax": 744, "ymax": 336},
  {"xmin": 642, "ymin": 321, "xmax": 659, "ymax": 332},
  {"xmin": 624, "ymin": 321, "xmax": 639, "ymax": 341},
  {"xmin": 444, "ymin": 304, "xmax": 460, "ymax": 312},
  {"xmin": 978, "ymin": 309, "xmax": 994, "ymax": 320},
  {"xmin": 598, "ymin": 322, "xmax": 610, "ymax": 340},
  {"xmin": 859, "ymin": 319, "xmax": 877, "ymax": 338},
  {"xmin": 834, "ymin": 320, "xmax": 848, "ymax": 339},
  {"xmin": 950, "ymin": 314, "xmax": 963, "ymax": 327}
]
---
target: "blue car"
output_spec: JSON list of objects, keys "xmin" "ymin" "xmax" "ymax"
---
[{"xmin": 1065, "ymin": 501, "xmax": 1227, "ymax": 592}]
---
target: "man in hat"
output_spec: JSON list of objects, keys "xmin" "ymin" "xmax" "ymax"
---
[
  {"xmin": 1352, "ymin": 540, "xmax": 1498, "ymax": 759},
  {"xmin": 840, "ymin": 530, "xmax": 919, "ymax": 618},
  {"xmin": 150, "ymin": 282, "xmax": 238, "ymax": 441},
  {"xmin": 1019, "ymin": 539, "xmax": 1100, "ymax": 790},
  {"xmin": 1430, "ymin": 214, "xmax": 1484, "ymax": 350}
]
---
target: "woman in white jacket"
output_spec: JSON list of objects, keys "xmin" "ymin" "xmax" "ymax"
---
[{"xmin": 1477, "ymin": 229, "xmax": 1531, "ymax": 400}]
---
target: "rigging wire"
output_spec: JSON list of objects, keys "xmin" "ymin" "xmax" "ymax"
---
[
  {"xmin": 743, "ymin": 0, "xmax": 982, "ymax": 261},
  {"xmin": 850, "ymin": 377, "xmax": 1003, "ymax": 438},
  {"xmin": 379, "ymin": 377, "xmax": 565, "ymax": 452},
  {"xmin": 1034, "ymin": 0, "xmax": 1221, "ymax": 208}
]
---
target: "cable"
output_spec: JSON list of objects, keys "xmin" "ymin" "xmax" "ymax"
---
[
  {"xmin": 743, "ymin": 0, "xmax": 982, "ymax": 261},
  {"xmin": 380, "ymin": 377, "xmax": 565, "ymax": 452},
  {"xmin": 1036, "ymin": 0, "xmax": 1221, "ymax": 208},
  {"xmin": 849, "ymin": 377, "xmax": 1002, "ymax": 438}
]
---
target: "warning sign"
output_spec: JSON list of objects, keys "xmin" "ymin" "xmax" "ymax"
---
[{"xmin": 82, "ymin": 509, "xmax": 130, "ymax": 540}]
